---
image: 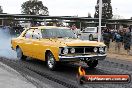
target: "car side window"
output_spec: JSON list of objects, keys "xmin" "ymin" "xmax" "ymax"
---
[
  {"xmin": 25, "ymin": 29, "xmax": 34, "ymax": 38},
  {"xmin": 32, "ymin": 29, "xmax": 42, "ymax": 39}
]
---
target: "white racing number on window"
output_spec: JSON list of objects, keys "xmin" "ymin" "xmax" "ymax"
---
[
  {"xmin": 32, "ymin": 29, "xmax": 42, "ymax": 39},
  {"xmin": 25, "ymin": 29, "xmax": 34, "ymax": 38}
]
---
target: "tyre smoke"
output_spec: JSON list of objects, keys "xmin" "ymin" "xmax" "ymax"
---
[{"xmin": 0, "ymin": 28, "xmax": 17, "ymax": 59}]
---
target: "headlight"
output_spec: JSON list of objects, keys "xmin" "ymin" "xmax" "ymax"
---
[
  {"xmin": 63, "ymin": 48, "xmax": 68, "ymax": 54},
  {"xmin": 70, "ymin": 48, "xmax": 75, "ymax": 53},
  {"xmin": 93, "ymin": 47, "xmax": 98, "ymax": 52},
  {"xmin": 99, "ymin": 47, "xmax": 104, "ymax": 53},
  {"xmin": 59, "ymin": 48, "xmax": 62, "ymax": 54},
  {"xmin": 104, "ymin": 47, "xmax": 107, "ymax": 52}
]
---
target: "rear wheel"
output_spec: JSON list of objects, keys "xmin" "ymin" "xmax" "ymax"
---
[
  {"xmin": 47, "ymin": 52, "xmax": 57, "ymax": 70},
  {"xmin": 16, "ymin": 47, "xmax": 27, "ymax": 60},
  {"xmin": 86, "ymin": 60, "xmax": 98, "ymax": 68}
]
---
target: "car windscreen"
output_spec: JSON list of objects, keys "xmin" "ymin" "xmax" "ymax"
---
[{"xmin": 41, "ymin": 29, "xmax": 77, "ymax": 38}]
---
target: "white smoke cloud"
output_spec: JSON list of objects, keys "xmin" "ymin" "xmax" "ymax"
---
[{"xmin": 0, "ymin": 28, "xmax": 17, "ymax": 59}]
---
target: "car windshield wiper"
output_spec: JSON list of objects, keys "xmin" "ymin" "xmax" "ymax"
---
[
  {"xmin": 44, "ymin": 36, "xmax": 76, "ymax": 39},
  {"xmin": 49, "ymin": 36, "xmax": 63, "ymax": 38},
  {"xmin": 63, "ymin": 37, "xmax": 76, "ymax": 39},
  {"xmin": 57, "ymin": 36, "xmax": 63, "ymax": 38}
]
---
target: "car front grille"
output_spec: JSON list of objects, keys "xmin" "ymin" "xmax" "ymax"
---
[
  {"xmin": 68, "ymin": 46, "xmax": 95, "ymax": 54},
  {"xmin": 74, "ymin": 47, "xmax": 94, "ymax": 54},
  {"xmin": 60, "ymin": 46, "xmax": 106, "ymax": 55}
]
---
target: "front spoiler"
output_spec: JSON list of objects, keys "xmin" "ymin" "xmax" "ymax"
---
[{"xmin": 59, "ymin": 54, "xmax": 107, "ymax": 61}]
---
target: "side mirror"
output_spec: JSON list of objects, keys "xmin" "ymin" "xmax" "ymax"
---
[
  {"xmin": 37, "ymin": 36, "xmax": 41, "ymax": 40},
  {"xmin": 37, "ymin": 34, "xmax": 42, "ymax": 40}
]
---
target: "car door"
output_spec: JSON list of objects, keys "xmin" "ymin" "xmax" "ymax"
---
[
  {"xmin": 22, "ymin": 29, "xmax": 34, "ymax": 57},
  {"xmin": 31, "ymin": 29, "xmax": 44, "ymax": 60}
]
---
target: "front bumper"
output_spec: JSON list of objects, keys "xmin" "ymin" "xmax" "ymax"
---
[{"xmin": 59, "ymin": 54, "xmax": 107, "ymax": 61}]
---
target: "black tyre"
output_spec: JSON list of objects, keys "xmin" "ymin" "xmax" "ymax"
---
[
  {"xmin": 86, "ymin": 60, "xmax": 98, "ymax": 68},
  {"xmin": 16, "ymin": 47, "xmax": 27, "ymax": 60},
  {"xmin": 89, "ymin": 34, "xmax": 94, "ymax": 41},
  {"xmin": 47, "ymin": 52, "xmax": 57, "ymax": 70}
]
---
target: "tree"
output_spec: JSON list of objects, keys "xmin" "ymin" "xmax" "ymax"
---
[
  {"xmin": 21, "ymin": 0, "xmax": 49, "ymax": 15},
  {"xmin": 0, "ymin": 6, "xmax": 3, "ymax": 13},
  {"xmin": 94, "ymin": 0, "xmax": 113, "ymax": 19}
]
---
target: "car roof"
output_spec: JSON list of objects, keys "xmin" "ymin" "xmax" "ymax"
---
[{"xmin": 30, "ymin": 26, "xmax": 70, "ymax": 30}]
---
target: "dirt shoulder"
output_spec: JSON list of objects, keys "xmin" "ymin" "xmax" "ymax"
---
[
  {"xmin": 107, "ymin": 42, "xmax": 132, "ymax": 62},
  {"xmin": 107, "ymin": 53, "xmax": 132, "ymax": 62}
]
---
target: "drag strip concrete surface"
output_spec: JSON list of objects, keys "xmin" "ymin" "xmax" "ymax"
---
[{"xmin": 0, "ymin": 62, "xmax": 37, "ymax": 88}]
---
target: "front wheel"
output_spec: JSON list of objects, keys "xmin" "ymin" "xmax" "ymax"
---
[
  {"xmin": 86, "ymin": 60, "xmax": 98, "ymax": 68},
  {"xmin": 47, "ymin": 52, "xmax": 57, "ymax": 70},
  {"xmin": 16, "ymin": 47, "xmax": 27, "ymax": 60}
]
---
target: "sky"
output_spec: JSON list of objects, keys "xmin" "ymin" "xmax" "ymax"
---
[{"xmin": 0, "ymin": 0, "xmax": 132, "ymax": 19}]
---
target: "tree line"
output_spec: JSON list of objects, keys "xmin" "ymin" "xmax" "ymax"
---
[
  {"xmin": 0, "ymin": 0, "xmax": 113, "ymax": 19},
  {"xmin": 1, "ymin": 0, "xmax": 130, "ymax": 23}
]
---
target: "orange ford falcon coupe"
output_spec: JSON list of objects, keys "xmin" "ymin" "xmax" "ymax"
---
[{"xmin": 11, "ymin": 26, "xmax": 107, "ymax": 70}]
